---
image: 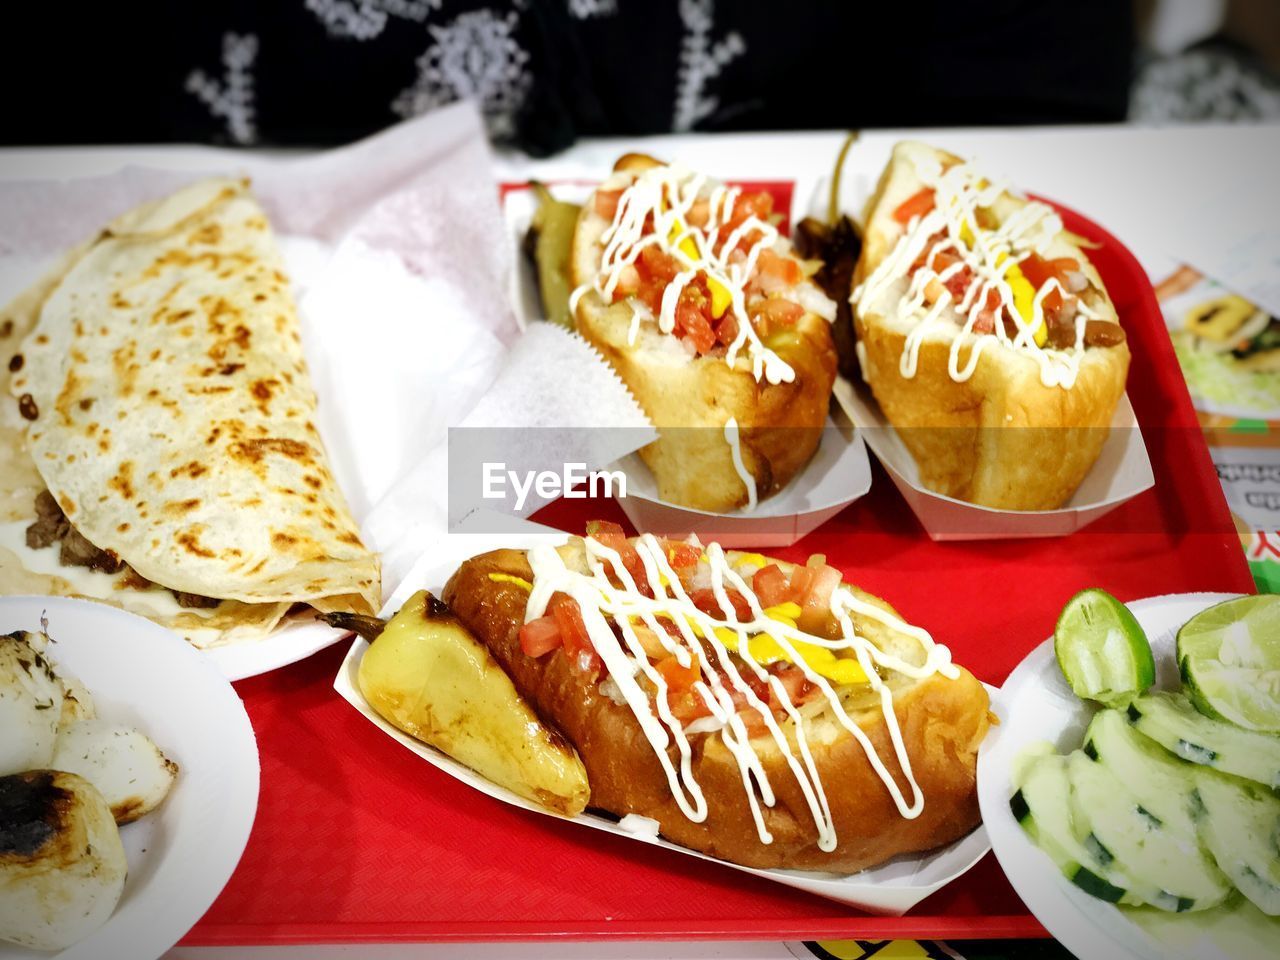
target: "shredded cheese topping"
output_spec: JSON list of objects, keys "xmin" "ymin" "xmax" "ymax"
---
[
  {"xmin": 569, "ymin": 163, "xmax": 834, "ymax": 386},
  {"xmin": 525, "ymin": 534, "xmax": 959, "ymax": 851},
  {"xmin": 852, "ymin": 152, "xmax": 1105, "ymax": 389}
]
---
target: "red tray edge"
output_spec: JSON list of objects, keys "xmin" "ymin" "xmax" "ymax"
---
[{"xmin": 181, "ymin": 915, "xmax": 1047, "ymax": 946}]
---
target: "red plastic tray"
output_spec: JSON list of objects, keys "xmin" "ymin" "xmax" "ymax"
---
[{"xmin": 183, "ymin": 202, "xmax": 1251, "ymax": 945}]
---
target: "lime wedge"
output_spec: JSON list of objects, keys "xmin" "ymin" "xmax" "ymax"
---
[
  {"xmin": 1054, "ymin": 588, "xmax": 1155, "ymax": 707},
  {"xmin": 1177, "ymin": 595, "xmax": 1280, "ymax": 733}
]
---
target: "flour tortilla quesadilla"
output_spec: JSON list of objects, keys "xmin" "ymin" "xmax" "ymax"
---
[{"xmin": 1, "ymin": 178, "xmax": 380, "ymax": 647}]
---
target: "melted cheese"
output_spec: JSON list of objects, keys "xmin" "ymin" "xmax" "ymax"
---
[
  {"xmin": 571, "ymin": 163, "xmax": 835, "ymax": 386},
  {"xmin": 526, "ymin": 534, "xmax": 959, "ymax": 851},
  {"xmin": 852, "ymin": 153, "xmax": 1104, "ymax": 389},
  {"xmin": 0, "ymin": 521, "xmax": 227, "ymax": 621}
]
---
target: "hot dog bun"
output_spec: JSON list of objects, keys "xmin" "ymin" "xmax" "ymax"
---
[
  {"xmin": 854, "ymin": 141, "xmax": 1130, "ymax": 510},
  {"xmin": 442, "ymin": 543, "xmax": 989, "ymax": 873},
  {"xmin": 571, "ymin": 155, "xmax": 838, "ymax": 513}
]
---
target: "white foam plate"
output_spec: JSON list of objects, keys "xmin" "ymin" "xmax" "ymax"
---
[
  {"xmin": 979, "ymin": 591, "xmax": 1279, "ymax": 960},
  {"xmin": 0, "ymin": 595, "xmax": 259, "ymax": 960},
  {"xmin": 333, "ymin": 520, "xmax": 990, "ymax": 916}
]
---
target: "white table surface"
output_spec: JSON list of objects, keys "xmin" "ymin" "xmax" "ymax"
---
[
  {"xmin": 5, "ymin": 121, "xmax": 1277, "ymax": 276},
  {"xmin": 1, "ymin": 120, "xmax": 1276, "ymax": 960}
]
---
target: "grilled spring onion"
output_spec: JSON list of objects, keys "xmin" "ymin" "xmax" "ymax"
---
[{"xmin": 793, "ymin": 131, "xmax": 862, "ymax": 381}]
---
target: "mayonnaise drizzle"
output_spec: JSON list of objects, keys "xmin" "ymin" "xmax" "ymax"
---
[
  {"xmin": 851, "ymin": 154, "xmax": 1105, "ymax": 389},
  {"xmin": 525, "ymin": 534, "xmax": 960, "ymax": 851},
  {"xmin": 723, "ymin": 416, "xmax": 758, "ymax": 512},
  {"xmin": 570, "ymin": 163, "xmax": 835, "ymax": 386}
]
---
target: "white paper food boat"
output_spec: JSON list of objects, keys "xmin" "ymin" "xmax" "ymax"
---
[
  {"xmin": 332, "ymin": 518, "xmax": 991, "ymax": 915},
  {"xmin": 833, "ymin": 377, "xmax": 1155, "ymax": 541}
]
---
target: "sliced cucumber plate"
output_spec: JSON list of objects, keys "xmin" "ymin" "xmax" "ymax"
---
[
  {"xmin": 1083, "ymin": 708, "xmax": 1201, "ymax": 840},
  {"xmin": 1065, "ymin": 751, "xmax": 1231, "ymax": 912},
  {"xmin": 1127, "ymin": 691, "xmax": 1280, "ymax": 789},
  {"xmin": 1194, "ymin": 768, "xmax": 1280, "ymax": 916},
  {"xmin": 1011, "ymin": 753, "xmax": 1145, "ymax": 906}
]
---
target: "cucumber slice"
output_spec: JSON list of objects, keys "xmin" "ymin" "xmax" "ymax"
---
[
  {"xmin": 1055, "ymin": 589, "xmax": 1155, "ymax": 707},
  {"xmin": 1128, "ymin": 692, "xmax": 1280, "ymax": 789},
  {"xmin": 1194, "ymin": 768, "xmax": 1280, "ymax": 916},
  {"xmin": 1012, "ymin": 753, "xmax": 1143, "ymax": 906},
  {"xmin": 1177, "ymin": 594, "xmax": 1280, "ymax": 733},
  {"xmin": 1084, "ymin": 708, "xmax": 1201, "ymax": 840},
  {"xmin": 1066, "ymin": 751, "xmax": 1231, "ymax": 912}
]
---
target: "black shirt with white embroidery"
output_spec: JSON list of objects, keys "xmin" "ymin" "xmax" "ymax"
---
[{"xmin": 3, "ymin": 1, "xmax": 1133, "ymax": 156}]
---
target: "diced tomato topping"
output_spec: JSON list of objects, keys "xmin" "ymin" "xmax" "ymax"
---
[
  {"xmin": 550, "ymin": 594, "xmax": 589, "ymax": 652},
  {"xmin": 584, "ymin": 520, "xmax": 651, "ymax": 596},
  {"xmin": 1019, "ymin": 252, "xmax": 1079, "ymax": 291},
  {"xmin": 788, "ymin": 565, "xmax": 815, "ymax": 600},
  {"xmin": 754, "ymin": 249, "xmax": 803, "ymax": 293},
  {"xmin": 667, "ymin": 687, "xmax": 713, "ymax": 723},
  {"xmin": 793, "ymin": 568, "xmax": 844, "ymax": 634},
  {"xmin": 594, "ymin": 188, "xmax": 623, "ymax": 220},
  {"xmin": 613, "ymin": 263, "xmax": 642, "ymax": 299},
  {"xmin": 685, "ymin": 198, "xmax": 711, "ymax": 228},
  {"xmin": 637, "ymin": 245, "xmax": 681, "ymax": 286},
  {"xmin": 943, "ymin": 265, "xmax": 977, "ymax": 302},
  {"xmin": 518, "ymin": 616, "xmax": 562, "ymax": 657},
  {"xmin": 739, "ymin": 670, "xmax": 772, "ymax": 708},
  {"xmin": 724, "ymin": 191, "xmax": 774, "ymax": 233},
  {"xmin": 714, "ymin": 309, "xmax": 739, "ymax": 347},
  {"xmin": 623, "ymin": 246, "xmax": 683, "ymax": 315},
  {"xmin": 970, "ymin": 287, "xmax": 1003, "ymax": 334},
  {"xmin": 655, "ymin": 654, "xmax": 700, "ymax": 691},
  {"xmin": 753, "ymin": 564, "xmax": 791, "ymax": 608},
  {"xmin": 807, "ymin": 563, "xmax": 842, "ymax": 605},
  {"xmin": 914, "ymin": 244, "xmax": 976, "ymax": 303},
  {"xmin": 663, "ymin": 540, "xmax": 702, "ymax": 569},
  {"xmin": 690, "ymin": 588, "xmax": 751, "ymax": 621},
  {"xmin": 1043, "ymin": 286, "xmax": 1067, "ymax": 323},
  {"xmin": 549, "ymin": 593, "xmax": 600, "ymax": 673},
  {"xmin": 911, "ymin": 233, "xmax": 947, "ymax": 272},
  {"xmin": 1018, "ymin": 253, "xmax": 1053, "ymax": 289},
  {"xmin": 631, "ymin": 622, "xmax": 672, "ymax": 659},
  {"xmin": 586, "ymin": 520, "xmax": 628, "ymax": 549},
  {"xmin": 656, "ymin": 617, "xmax": 687, "ymax": 642},
  {"xmin": 727, "ymin": 228, "xmax": 770, "ymax": 260},
  {"xmin": 674, "ymin": 284, "xmax": 718, "ymax": 353},
  {"xmin": 893, "ymin": 188, "xmax": 936, "ymax": 224},
  {"xmin": 769, "ymin": 663, "xmax": 817, "ymax": 708},
  {"xmin": 749, "ymin": 298, "xmax": 804, "ymax": 338}
]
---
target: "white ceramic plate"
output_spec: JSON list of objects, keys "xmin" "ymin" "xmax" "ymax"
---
[
  {"xmin": 0, "ymin": 595, "xmax": 259, "ymax": 960},
  {"xmin": 979, "ymin": 591, "xmax": 1280, "ymax": 960},
  {"xmin": 204, "ymin": 617, "xmax": 349, "ymax": 682},
  {"xmin": 333, "ymin": 520, "xmax": 992, "ymax": 916}
]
